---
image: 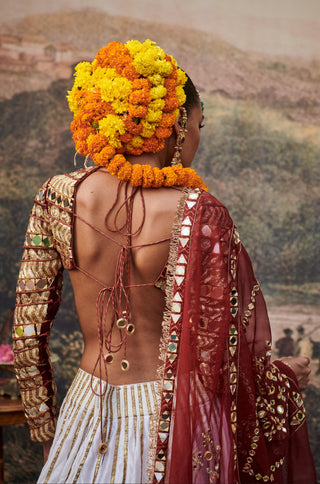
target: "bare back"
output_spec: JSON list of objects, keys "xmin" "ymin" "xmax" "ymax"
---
[{"xmin": 68, "ymin": 168, "xmax": 184, "ymax": 384}]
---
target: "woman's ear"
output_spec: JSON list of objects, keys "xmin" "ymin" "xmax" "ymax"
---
[{"xmin": 173, "ymin": 107, "xmax": 187, "ymax": 137}]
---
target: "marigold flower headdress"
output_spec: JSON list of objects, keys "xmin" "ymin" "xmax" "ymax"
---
[{"xmin": 67, "ymin": 39, "xmax": 207, "ymax": 190}]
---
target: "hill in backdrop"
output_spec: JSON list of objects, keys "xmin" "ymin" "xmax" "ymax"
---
[{"xmin": 0, "ymin": 8, "xmax": 320, "ymax": 126}]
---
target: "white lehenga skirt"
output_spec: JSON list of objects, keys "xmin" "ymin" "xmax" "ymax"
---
[{"xmin": 38, "ymin": 369, "xmax": 159, "ymax": 484}]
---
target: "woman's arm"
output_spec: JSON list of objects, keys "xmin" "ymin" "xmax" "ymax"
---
[
  {"xmin": 13, "ymin": 181, "xmax": 63, "ymax": 442},
  {"xmin": 277, "ymin": 356, "xmax": 311, "ymax": 390}
]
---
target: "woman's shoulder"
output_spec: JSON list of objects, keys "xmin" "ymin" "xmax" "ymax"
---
[
  {"xmin": 34, "ymin": 167, "xmax": 98, "ymax": 203},
  {"xmin": 197, "ymin": 188, "xmax": 234, "ymax": 229},
  {"xmin": 48, "ymin": 166, "xmax": 98, "ymax": 191}
]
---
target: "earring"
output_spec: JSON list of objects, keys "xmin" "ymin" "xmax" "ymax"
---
[{"xmin": 171, "ymin": 107, "xmax": 188, "ymax": 166}]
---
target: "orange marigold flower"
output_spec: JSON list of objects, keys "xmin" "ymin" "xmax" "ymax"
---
[
  {"xmin": 128, "ymin": 147, "xmax": 143, "ymax": 156},
  {"xmin": 184, "ymin": 168, "xmax": 208, "ymax": 190},
  {"xmin": 142, "ymin": 137, "xmax": 162, "ymax": 153},
  {"xmin": 93, "ymin": 145, "xmax": 116, "ymax": 166},
  {"xmin": 155, "ymin": 126, "xmax": 172, "ymax": 139},
  {"xmin": 94, "ymin": 42, "xmax": 130, "ymax": 70},
  {"xmin": 124, "ymin": 118, "xmax": 143, "ymax": 135},
  {"xmin": 132, "ymin": 79, "xmax": 152, "ymax": 91},
  {"xmin": 152, "ymin": 167, "xmax": 165, "ymax": 188},
  {"xmin": 108, "ymin": 154, "xmax": 126, "ymax": 175},
  {"xmin": 131, "ymin": 164, "xmax": 143, "ymax": 186},
  {"xmin": 164, "ymin": 78, "xmax": 177, "ymax": 90},
  {"xmin": 92, "ymin": 152, "xmax": 106, "ymax": 167},
  {"xmin": 167, "ymin": 68, "xmax": 178, "ymax": 80},
  {"xmin": 73, "ymin": 124, "xmax": 92, "ymax": 139},
  {"xmin": 117, "ymin": 161, "xmax": 133, "ymax": 182},
  {"xmin": 119, "ymin": 132, "xmax": 133, "ymax": 143},
  {"xmin": 75, "ymin": 140, "xmax": 88, "ymax": 156},
  {"xmin": 128, "ymin": 104, "xmax": 148, "ymax": 118},
  {"xmin": 163, "ymin": 96, "xmax": 179, "ymax": 112},
  {"xmin": 87, "ymin": 133, "xmax": 108, "ymax": 154},
  {"xmin": 129, "ymin": 90, "xmax": 151, "ymax": 106},
  {"xmin": 158, "ymin": 112, "xmax": 177, "ymax": 128},
  {"xmin": 171, "ymin": 164, "xmax": 185, "ymax": 186},
  {"xmin": 142, "ymin": 165, "xmax": 155, "ymax": 188},
  {"xmin": 162, "ymin": 166, "xmax": 178, "ymax": 187},
  {"xmin": 122, "ymin": 64, "xmax": 140, "ymax": 81},
  {"xmin": 156, "ymin": 139, "xmax": 165, "ymax": 152}
]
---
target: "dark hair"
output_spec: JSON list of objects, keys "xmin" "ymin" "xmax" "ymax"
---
[{"xmin": 182, "ymin": 74, "xmax": 200, "ymax": 115}]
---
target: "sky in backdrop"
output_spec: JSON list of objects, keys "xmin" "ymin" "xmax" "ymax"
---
[{"xmin": 1, "ymin": 0, "xmax": 320, "ymax": 59}]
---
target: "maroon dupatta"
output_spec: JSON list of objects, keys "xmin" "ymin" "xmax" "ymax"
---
[{"xmin": 150, "ymin": 189, "xmax": 316, "ymax": 484}]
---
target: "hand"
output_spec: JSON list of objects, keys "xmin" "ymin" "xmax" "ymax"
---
[
  {"xmin": 279, "ymin": 356, "xmax": 311, "ymax": 390},
  {"xmin": 42, "ymin": 439, "xmax": 53, "ymax": 464}
]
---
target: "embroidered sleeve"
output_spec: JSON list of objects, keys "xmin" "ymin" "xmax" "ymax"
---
[
  {"xmin": 231, "ymin": 234, "xmax": 312, "ymax": 481},
  {"xmin": 13, "ymin": 181, "xmax": 63, "ymax": 442}
]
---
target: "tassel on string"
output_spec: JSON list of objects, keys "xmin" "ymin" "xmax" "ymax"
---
[{"xmin": 84, "ymin": 155, "xmax": 90, "ymax": 169}]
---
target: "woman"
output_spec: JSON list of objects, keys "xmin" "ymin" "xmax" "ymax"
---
[{"xmin": 13, "ymin": 40, "xmax": 315, "ymax": 483}]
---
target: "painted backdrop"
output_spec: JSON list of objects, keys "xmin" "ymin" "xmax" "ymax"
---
[{"xmin": 0, "ymin": 1, "xmax": 319, "ymax": 481}]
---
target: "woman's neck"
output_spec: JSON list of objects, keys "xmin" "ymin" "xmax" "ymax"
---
[{"xmin": 125, "ymin": 137, "xmax": 174, "ymax": 169}]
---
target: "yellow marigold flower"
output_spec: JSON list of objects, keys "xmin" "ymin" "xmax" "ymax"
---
[
  {"xmin": 91, "ymin": 67, "xmax": 110, "ymax": 85},
  {"xmin": 131, "ymin": 135, "xmax": 144, "ymax": 148},
  {"xmin": 99, "ymin": 116, "xmax": 125, "ymax": 149},
  {"xmin": 148, "ymin": 73, "xmax": 165, "ymax": 86},
  {"xmin": 145, "ymin": 109, "xmax": 162, "ymax": 123},
  {"xmin": 133, "ymin": 44, "xmax": 164, "ymax": 76},
  {"xmin": 154, "ymin": 59, "xmax": 173, "ymax": 77},
  {"xmin": 175, "ymin": 86, "xmax": 186, "ymax": 106},
  {"xmin": 177, "ymin": 69, "xmax": 187, "ymax": 86},
  {"xmin": 150, "ymin": 86, "xmax": 167, "ymax": 100},
  {"xmin": 75, "ymin": 61, "xmax": 92, "ymax": 76},
  {"xmin": 74, "ymin": 63, "xmax": 93, "ymax": 91},
  {"xmin": 149, "ymin": 99, "xmax": 165, "ymax": 111},
  {"xmin": 67, "ymin": 91, "xmax": 80, "ymax": 114},
  {"xmin": 125, "ymin": 40, "xmax": 143, "ymax": 57},
  {"xmin": 100, "ymin": 77, "xmax": 132, "ymax": 103},
  {"xmin": 141, "ymin": 120, "xmax": 156, "ymax": 138},
  {"xmin": 108, "ymin": 137, "xmax": 122, "ymax": 149},
  {"xmin": 111, "ymin": 99, "xmax": 129, "ymax": 114}
]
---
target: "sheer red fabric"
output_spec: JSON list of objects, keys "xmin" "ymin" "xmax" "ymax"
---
[{"xmin": 153, "ymin": 190, "xmax": 316, "ymax": 484}]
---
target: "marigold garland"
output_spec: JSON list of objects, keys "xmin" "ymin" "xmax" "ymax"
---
[
  {"xmin": 67, "ymin": 39, "xmax": 208, "ymax": 191},
  {"xmin": 104, "ymin": 154, "xmax": 208, "ymax": 190}
]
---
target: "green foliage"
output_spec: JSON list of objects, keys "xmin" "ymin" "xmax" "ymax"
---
[{"xmin": 195, "ymin": 94, "xmax": 320, "ymax": 289}]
